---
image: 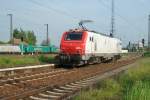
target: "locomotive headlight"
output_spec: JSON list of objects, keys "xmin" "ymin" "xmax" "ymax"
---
[
  {"xmin": 76, "ymin": 47, "xmax": 81, "ymax": 49},
  {"xmin": 76, "ymin": 47, "xmax": 82, "ymax": 54}
]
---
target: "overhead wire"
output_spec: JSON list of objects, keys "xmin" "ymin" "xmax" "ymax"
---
[
  {"xmin": 27, "ymin": 0, "xmax": 109, "ymax": 33},
  {"xmin": 28, "ymin": 0, "xmax": 80, "ymax": 21},
  {"xmin": 97, "ymin": 0, "xmax": 144, "ymax": 34}
]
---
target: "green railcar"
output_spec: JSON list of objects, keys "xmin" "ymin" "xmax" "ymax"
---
[
  {"xmin": 50, "ymin": 45, "xmax": 58, "ymax": 52},
  {"xmin": 19, "ymin": 44, "xmax": 58, "ymax": 53}
]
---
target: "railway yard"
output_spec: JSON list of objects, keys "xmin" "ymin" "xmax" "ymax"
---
[{"xmin": 0, "ymin": 54, "xmax": 142, "ymax": 100}]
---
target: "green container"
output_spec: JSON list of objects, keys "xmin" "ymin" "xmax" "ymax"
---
[
  {"xmin": 19, "ymin": 44, "xmax": 27, "ymax": 53},
  {"xmin": 26, "ymin": 45, "xmax": 34, "ymax": 53},
  {"xmin": 20, "ymin": 44, "xmax": 58, "ymax": 53},
  {"xmin": 50, "ymin": 45, "xmax": 57, "ymax": 52}
]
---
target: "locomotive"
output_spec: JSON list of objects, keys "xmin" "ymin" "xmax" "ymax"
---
[
  {"xmin": 59, "ymin": 28, "xmax": 122, "ymax": 66},
  {"xmin": 59, "ymin": 20, "xmax": 122, "ymax": 66}
]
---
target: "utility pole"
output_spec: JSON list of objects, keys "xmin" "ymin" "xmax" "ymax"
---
[
  {"xmin": 148, "ymin": 15, "xmax": 150, "ymax": 49},
  {"xmin": 44, "ymin": 24, "xmax": 49, "ymax": 46},
  {"xmin": 110, "ymin": 0, "xmax": 115, "ymax": 37},
  {"xmin": 7, "ymin": 14, "xmax": 13, "ymax": 45}
]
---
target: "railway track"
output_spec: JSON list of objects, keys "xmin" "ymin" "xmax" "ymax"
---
[
  {"xmin": 28, "ymin": 63, "xmax": 136, "ymax": 100},
  {"xmin": 0, "ymin": 55, "xmax": 141, "ymax": 100},
  {"xmin": 0, "ymin": 69, "xmax": 67, "ymax": 86}
]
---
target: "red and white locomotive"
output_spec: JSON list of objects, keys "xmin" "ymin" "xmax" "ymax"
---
[{"xmin": 59, "ymin": 28, "xmax": 122, "ymax": 66}]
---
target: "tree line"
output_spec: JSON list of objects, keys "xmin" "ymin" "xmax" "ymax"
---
[
  {"xmin": 0, "ymin": 28, "xmax": 52, "ymax": 46},
  {"xmin": 13, "ymin": 28, "xmax": 36, "ymax": 45}
]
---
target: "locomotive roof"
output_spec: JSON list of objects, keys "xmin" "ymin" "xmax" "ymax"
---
[{"xmin": 67, "ymin": 28, "xmax": 114, "ymax": 38}]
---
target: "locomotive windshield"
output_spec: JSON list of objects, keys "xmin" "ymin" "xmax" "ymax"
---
[{"xmin": 65, "ymin": 32, "xmax": 83, "ymax": 40}]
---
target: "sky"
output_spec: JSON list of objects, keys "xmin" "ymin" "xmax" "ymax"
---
[{"xmin": 0, "ymin": 0, "xmax": 150, "ymax": 47}]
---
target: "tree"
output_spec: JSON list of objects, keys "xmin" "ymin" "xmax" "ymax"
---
[
  {"xmin": 13, "ymin": 28, "xmax": 20, "ymax": 39},
  {"xmin": 26, "ymin": 31, "xmax": 36, "ymax": 45},
  {"xmin": 0, "ymin": 41, "xmax": 6, "ymax": 44},
  {"xmin": 13, "ymin": 28, "xmax": 26, "ymax": 40},
  {"xmin": 13, "ymin": 28, "xmax": 37, "ymax": 45}
]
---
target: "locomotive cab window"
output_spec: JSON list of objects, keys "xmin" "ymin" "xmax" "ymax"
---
[
  {"xmin": 92, "ymin": 37, "xmax": 94, "ymax": 42},
  {"xmin": 65, "ymin": 32, "xmax": 83, "ymax": 40},
  {"xmin": 89, "ymin": 37, "xmax": 94, "ymax": 42},
  {"xmin": 90, "ymin": 37, "xmax": 92, "ymax": 41}
]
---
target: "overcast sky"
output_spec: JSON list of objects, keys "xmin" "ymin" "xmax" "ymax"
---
[{"xmin": 0, "ymin": 0, "xmax": 150, "ymax": 46}]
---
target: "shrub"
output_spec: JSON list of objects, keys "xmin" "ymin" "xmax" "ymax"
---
[
  {"xmin": 38, "ymin": 55, "xmax": 54, "ymax": 63},
  {"xmin": 144, "ymin": 52, "xmax": 150, "ymax": 57}
]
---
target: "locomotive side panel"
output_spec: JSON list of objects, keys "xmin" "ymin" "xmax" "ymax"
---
[{"xmin": 84, "ymin": 32, "xmax": 122, "ymax": 61}]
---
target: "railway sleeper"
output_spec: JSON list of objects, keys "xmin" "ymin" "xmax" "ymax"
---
[
  {"xmin": 29, "ymin": 96, "xmax": 50, "ymax": 100},
  {"xmin": 39, "ymin": 93, "xmax": 60, "ymax": 99},
  {"xmin": 53, "ymin": 88, "xmax": 73, "ymax": 93},
  {"xmin": 46, "ymin": 91, "xmax": 64, "ymax": 96},
  {"xmin": 59, "ymin": 86, "xmax": 76, "ymax": 91}
]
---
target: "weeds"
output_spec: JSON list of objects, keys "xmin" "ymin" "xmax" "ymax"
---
[{"xmin": 74, "ymin": 57, "xmax": 150, "ymax": 100}]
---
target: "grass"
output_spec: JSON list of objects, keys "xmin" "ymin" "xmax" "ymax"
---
[
  {"xmin": 119, "ymin": 57, "xmax": 150, "ymax": 100},
  {"xmin": 74, "ymin": 57, "xmax": 150, "ymax": 100},
  {"xmin": 0, "ymin": 54, "xmax": 55, "ymax": 68},
  {"xmin": 74, "ymin": 79, "xmax": 121, "ymax": 100},
  {"xmin": 124, "ymin": 81, "xmax": 150, "ymax": 100}
]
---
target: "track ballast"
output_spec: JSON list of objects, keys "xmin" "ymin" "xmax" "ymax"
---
[{"xmin": 0, "ymin": 55, "xmax": 141, "ymax": 100}]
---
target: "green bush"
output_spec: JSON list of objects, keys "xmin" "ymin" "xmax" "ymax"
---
[
  {"xmin": 144, "ymin": 52, "xmax": 150, "ymax": 57},
  {"xmin": 38, "ymin": 55, "xmax": 54, "ymax": 63}
]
